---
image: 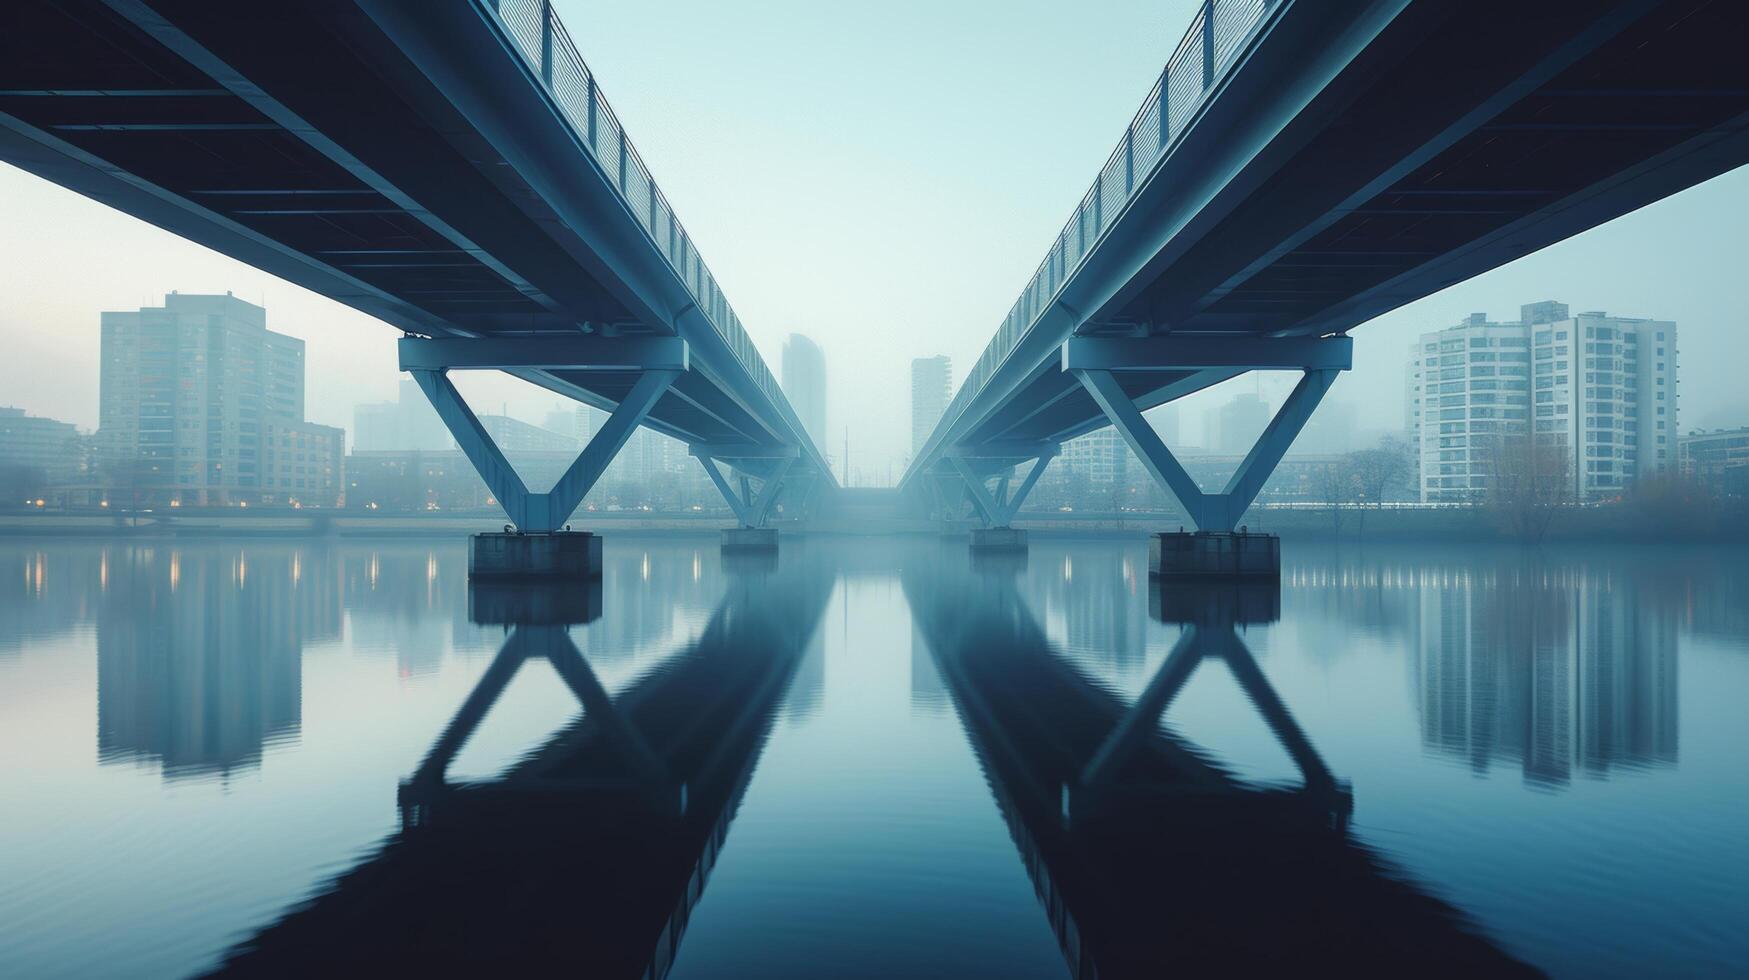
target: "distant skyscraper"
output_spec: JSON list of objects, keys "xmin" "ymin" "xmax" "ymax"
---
[
  {"xmin": 911, "ymin": 355, "xmax": 951, "ymax": 459},
  {"xmin": 99, "ymin": 292, "xmax": 343, "ymax": 506},
  {"xmin": 782, "ymin": 334, "xmax": 827, "ymax": 447},
  {"xmin": 353, "ymin": 378, "xmax": 450, "ymax": 452},
  {"xmin": 1211, "ymin": 391, "xmax": 1271, "ymax": 455},
  {"xmin": 1406, "ymin": 301, "xmax": 1676, "ymax": 501}
]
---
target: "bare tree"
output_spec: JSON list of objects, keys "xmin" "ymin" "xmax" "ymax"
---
[
  {"xmin": 1344, "ymin": 435, "xmax": 1413, "ymax": 534},
  {"xmin": 1478, "ymin": 430, "xmax": 1572, "ymax": 541},
  {"xmin": 1311, "ymin": 457, "xmax": 1356, "ymax": 535}
]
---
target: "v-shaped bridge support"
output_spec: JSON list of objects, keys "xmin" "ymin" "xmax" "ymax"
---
[
  {"xmin": 938, "ymin": 442, "xmax": 1058, "ymax": 527},
  {"xmin": 691, "ymin": 443, "xmax": 798, "ymax": 528},
  {"xmin": 1064, "ymin": 335, "xmax": 1351, "ymax": 531},
  {"xmin": 401, "ymin": 336, "xmax": 686, "ymax": 533}
]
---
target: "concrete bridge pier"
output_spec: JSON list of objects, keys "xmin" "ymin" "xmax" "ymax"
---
[
  {"xmin": 970, "ymin": 526, "xmax": 1029, "ymax": 552},
  {"xmin": 1149, "ymin": 530, "xmax": 1280, "ymax": 580},
  {"xmin": 470, "ymin": 531, "xmax": 604, "ymax": 580}
]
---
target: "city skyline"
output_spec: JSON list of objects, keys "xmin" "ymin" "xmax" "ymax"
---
[{"xmin": 7, "ymin": 0, "xmax": 1749, "ymax": 478}]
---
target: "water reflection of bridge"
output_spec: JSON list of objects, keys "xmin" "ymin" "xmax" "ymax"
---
[
  {"xmin": 213, "ymin": 552, "xmax": 835, "ymax": 978},
  {"xmin": 903, "ymin": 554, "xmax": 1539, "ymax": 978}
]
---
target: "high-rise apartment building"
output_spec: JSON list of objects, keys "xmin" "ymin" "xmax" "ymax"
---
[
  {"xmin": 911, "ymin": 355, "xmax": 951, "ymax": 460},
  {"xmin": 782, "ymin": 334, "xmax": 827, "ymax": 448},
  {"xmin": 99, "ymin": 292, "xmax": 343, "ymax": 506},
  {"xmin": 1406, "ymin": 301, "xmax": 1676, "ymax": 502}
]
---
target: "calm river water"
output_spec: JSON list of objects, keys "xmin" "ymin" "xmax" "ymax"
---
[{"xmin": 1, "ymin": 535, "xmax": 1745, "ymax": 978}]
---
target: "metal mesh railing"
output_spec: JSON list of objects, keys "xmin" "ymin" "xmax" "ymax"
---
[
  {"xmin": 482, "ymin": 0, "xmax": 787, "ymax": 419},
  {"xmin": 922, "ymin": 0, "xmax": 1279, "ymax": 472}
]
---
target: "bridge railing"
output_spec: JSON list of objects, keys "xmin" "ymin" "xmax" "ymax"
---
[
  {"xmin": 483, "ymin": 0, "xmax": 790, "ymax": 436},
  {"xmin": 919, "ymin": 0, "xmax": 1276, "ymax": 474}
]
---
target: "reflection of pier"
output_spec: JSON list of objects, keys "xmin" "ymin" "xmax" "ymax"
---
[
  {"xmin": 903, "ymin": 562, "xmax": 1539, "ymax": 978},
  {"xmin": 214, "ymin": 557, "xmax": 835, "ymax": 978}
]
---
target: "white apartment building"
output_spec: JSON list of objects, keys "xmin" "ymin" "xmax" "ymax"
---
[{"xmin": 1407, "ymin": 301, "xmax": 1676, "ymax": 502}]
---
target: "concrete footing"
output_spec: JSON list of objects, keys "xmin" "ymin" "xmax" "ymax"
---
[
  {"xmin": 1149, "ymin": 530, "xmax": 1279, "ymax": 579},
  {"xmin": 468, "ymin": 531, "xmax": 602, "ymax": 580},
  {"xmin": 721, "ymin": 526, "xmax": 779, "ymax": 551},
  {"xmin": 970, "ymin": 526, "xmax": 1028, "ymax": 551}
]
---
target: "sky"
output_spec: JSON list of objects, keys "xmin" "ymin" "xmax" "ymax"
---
[{"xmin": 3, "ymin": 0, "xmax": 1748, "ymax": 482}]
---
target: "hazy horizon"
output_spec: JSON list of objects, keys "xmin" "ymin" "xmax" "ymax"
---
[{"xmin": 4, "ymin": 0, "xmax": 1748, "ymax": 481}]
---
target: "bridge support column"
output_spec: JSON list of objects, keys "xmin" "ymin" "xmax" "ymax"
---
[
  {"xmin": 945, "ymin": 444, "xmax": 1057, "ymax": 551},
  {"xmin": 1063, "ymin": 335, "xmax": 1351, "ymax": 577},
  {"xmin": 400, "ymin": 336, "xmax": 687, "ymax": 578},
  {"xmin": 691, "ymin": 443, "xmax": 798, "ymax": 552}
]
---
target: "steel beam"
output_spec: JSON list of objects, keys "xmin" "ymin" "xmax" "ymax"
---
[
  {"xmin": 538, "ymin": 369, "xmax": 677, "ymax": 530},
  {"xmin": 1069, "ymin": 333, "xmax": 1348, "ymax": 530},
  {"xmin": 409, "ymin": 366, "xmax": 677, "ymax": 532},
  {"xmin": 747, "ymin": 456, "xmax": 795, "ymax": 527},
  {"xmin": 1061, "ymin": 334, "xmax": 1352, "ymax": 372},
  {"xmin": 1072, "ymin": 368, "xmax": 1212, "ymax": 528},
  {"xmin": 408, "ymin": 369, "xmax": 533, "ymax": 527},
  {"xmin": 1002, "ymin": 451, "xmax": 1055, "ymax": 525},
  {"xmin": 696, "ymin": 452, "xmax": 794, "ymax": 528},
  {"xmin": 398, "ymin": 335, "xmax": 688, "ymax": 372},
  {"xmin": 949, "ymin": 456, "xmax": 1005, "ymax": 528},
  {"xmin": 696, "ymin": 455, "xmax": 752, "ymax": 525},
  {"xmin": 947, "ymin": 444, "xmax": 1056, "ymax": 528},
  {"xmin": 1213, "ymin": 368, "xmax": 1339, "ymax": 529}
]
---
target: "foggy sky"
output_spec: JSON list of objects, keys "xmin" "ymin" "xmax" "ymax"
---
[{"xmin": 3, "ymin": 0, "xmax": 1747, "ymax": 481}]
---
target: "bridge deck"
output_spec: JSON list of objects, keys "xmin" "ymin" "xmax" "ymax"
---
[
  {"xmin": 0, "ymin": 0, "xmax": 828, "ymax": 475},
  {"xmin": 908, "ymin": 0, "xmax": 1749, "ymax": 484}
]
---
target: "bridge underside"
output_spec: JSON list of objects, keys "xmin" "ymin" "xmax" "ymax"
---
[
  {"xmin": 916, "ymin": 0, "xmax": 1749, "ymax": 493},
  {"xmin": 1, "ymin": 0, "xmax": 828, "ymax": 535}
]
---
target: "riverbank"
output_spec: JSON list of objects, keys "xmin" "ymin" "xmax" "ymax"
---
[{"xmin": 3, "ymin": 503, "xmax": 1745, "ymax": 544}]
